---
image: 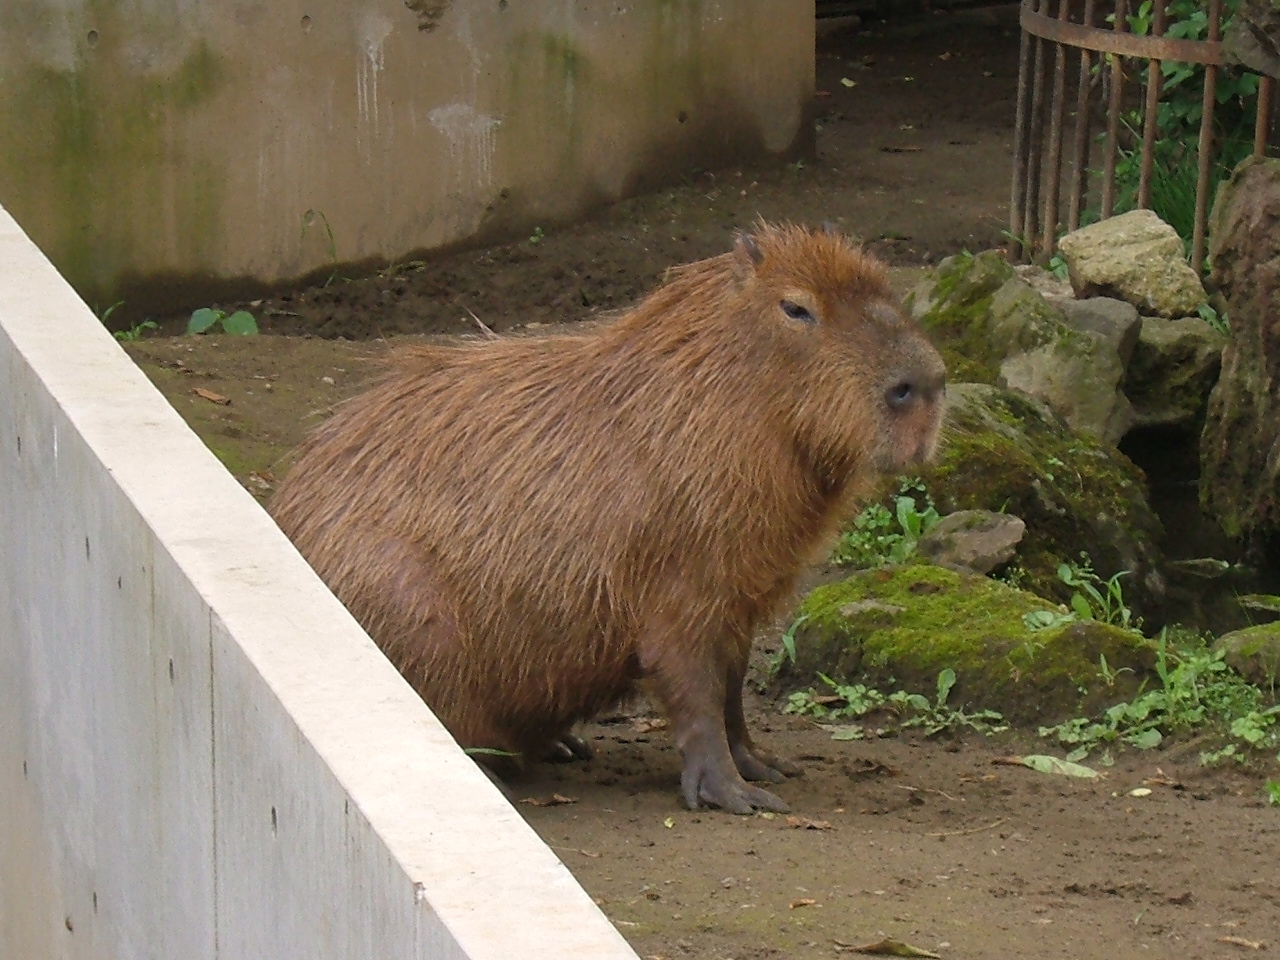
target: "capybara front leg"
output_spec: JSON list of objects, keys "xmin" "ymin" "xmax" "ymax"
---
[
  {"xmin": 644, "ymin": 644, "xmax": 789, "ymax": 815},
  {"xmin": 725, "ymin": 657, "xmax": 802, "ymax": 782}
]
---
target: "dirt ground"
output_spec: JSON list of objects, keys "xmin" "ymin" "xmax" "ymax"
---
[{"xmin": 123, "ymin": 7, "xmax": 1280, "ymax": 959}]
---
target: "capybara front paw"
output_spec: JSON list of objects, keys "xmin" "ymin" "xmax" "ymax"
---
[{"xmin": 682, "ymin": 766, "xmax": 790, "ymax": 815}]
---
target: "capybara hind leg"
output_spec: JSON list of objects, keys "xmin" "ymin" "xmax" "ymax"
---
[
  {"xmin": 643, "ymin": 643, "xmax": 789, "ymax": 815},
  {"xmin": 725, "ymin": 659, "xmax": 802, "ymax": 782}
]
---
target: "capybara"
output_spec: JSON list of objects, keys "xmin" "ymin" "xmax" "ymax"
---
[{"xmin": 270, "ymin": 222, "xmax": 945, "ymax": 814}]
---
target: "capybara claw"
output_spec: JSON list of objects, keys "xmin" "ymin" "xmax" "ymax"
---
[
  {"xmin": 733, "ymin": 744, "xmax": 802, "ymax": 783},
  {"xmin": 684, "ymin": 768, "xmax": 790, "ymax": 815},
  {"xmin": 545, "ymin": 733, "xmax": 595, "ymax": 763}
]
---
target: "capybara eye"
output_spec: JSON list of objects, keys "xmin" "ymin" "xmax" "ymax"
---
[
  {"xmin": 780, "ymin": 300, "xmax": 815, "ymax": 323},
  {"xmin": 886, "ymin": 380, "xmax": 914, "ymax": 409}
]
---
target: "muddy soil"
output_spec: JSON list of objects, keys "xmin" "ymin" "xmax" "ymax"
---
[{"xmin": 123, "ymin": 7, "xmax": 1280, "ymax": 959}]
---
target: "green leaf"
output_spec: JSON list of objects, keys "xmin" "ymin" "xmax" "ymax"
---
[
  {"xmin": 221, "ymin": 310, "xmax": 259, "ymax": 336},
  {"xmin": 1126, "ymin": 728, "xmax": 1163, "ymax": 749},
  {"xmin": 935, "ymin": 668, "xmax": 956, "ymax": 706},
  {"xmin": 187, "ymin": 307, "xmax": 222, "ymax": 334},
  {"xmin": 1070, "ymin": 593, "xmax": 1094, "ymax": 620}
]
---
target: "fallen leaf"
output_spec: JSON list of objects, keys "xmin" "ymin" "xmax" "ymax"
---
[
  {"xmin": 994, "ymin": 755, "xmax": 1101, "ymax": 779},
  {"xmin": 193, "ymin": 387, "xmax": 231, "ymax": 405},
  {"xmin": 1167, "ymin": 891, "xmax": 1193, "ymax": 905},
  {"xmin": 632, "ymin": 717, "xmax": 669, "ymax": 733},
  {"xmin": 849, "ymin": 937, "xmax": 942, "ymax": 957},
  {"xmin": 1128, "ymin": 787, "xmax": 1153, "ymax": 798},
  {"xmin": 663, "ymin": 816, "xmax": 675, "ymax": 829},
  {"xmin": 840, "ymin": 77, "xmax": 856, "ymax": 88},
  {"xmin": 1218, "ymin": 936, "xmax": 1265, "ymax": 950},
  {"xmin": 786, "ymin": 816, "xmax": 834, "ymax": 830},
  {"xmin": 789, "ymin": 898, "xmax": 817, "ymax": 909},
  {"xmin": 519, "ymin": 793, "xmax": 578, "ymax": 807}
]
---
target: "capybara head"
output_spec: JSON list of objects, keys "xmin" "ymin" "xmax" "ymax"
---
[
  {"xmin": 716, "ymin": 222, "xmax": 945, "ymax": 480},
  {"xmin": 270, "ymin": 221, "xmax": 946, "ymax": 815}
]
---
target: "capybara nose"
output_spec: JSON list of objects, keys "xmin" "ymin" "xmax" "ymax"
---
[{"xmin": 885, "ymin": 367, "xmax": 944, "ymax": 411}]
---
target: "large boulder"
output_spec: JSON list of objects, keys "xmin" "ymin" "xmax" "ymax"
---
[
  {"xmin": 1126, "ymin": 316, "xmax": 1225, "ymax": 429},
  {"xmin": 1201, "ymin": 157, "xmax": 1280, "ymax": 541},
  {"xmin": 780, "ymin": 564, "xmax": 1156, "ymax": 725},
  {"xmin": 906, "ymin": 252, "xmax": 1138, "ymax": 442},
  {"xmin": 1057, "ymin": 209, "xmax": 1208, "ymax": 318},
  {"xmin": 923, "ymin": 383, "xmax": 1166, "ymax": 617},
  {"xmin": 1223, "ymin": 0, "xmax": 1280, "ymax": 78},
  {"xmin": 1214, "ymin": 622, "xmax": 1280, "ymax": 689}
]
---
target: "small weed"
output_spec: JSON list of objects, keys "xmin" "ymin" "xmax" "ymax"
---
[
  {"xmin": 188, "ymin": 307, "xmax": 259, "ymax": 336},
  {"xmin": 1197, "ymin": 301, "xmax": 1228, "ymax": 335},
  {"xmin": 1057, "ymin": 553, "xmax": 1135, "ymax": 629},
  {"xmin": 784, "ymin": 669, "xmax": 1006, "ymax": 737},
  {"xmin": 831, "ymin": 477, "xmax": 939, "ymax": 568},
  {"xmin": 1267, "ymin": 780, "xmax": 1280, "ymax": 806},
  {"xmin": 768, "ymin": 615, "xmax": 806, "ymax": 679},
  {"xmin": 96, "ymin": 300, "xmax": 126, "ymax": 325},
  {"xmin": 1048, "ymin": 252, "xmax": 1069, "ymax": 282},
  {"xmin": 1040, "ymin": 628, "xmax": 1280, "ymax": 761},
  {"xmin": 528, "ymin": 225, "xmax": 545, "ymax": 245},
  {"xmin": 113, "ymin": 320, "xmax": 158, "ymax": 342}
]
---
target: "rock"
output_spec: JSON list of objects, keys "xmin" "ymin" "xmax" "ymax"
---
[
  {"xmin": 1002, "ymin": 295, "xmax": 1140, "ymax": 444},
  {"xmin": 917, "ymin": 509, "xmax": 1026, "ymax": 575},
  {"xmin": 1214, "ymin": 623, "xmax": 1280, "ymax": 689},
  {"xmin": 1014, "ymin": 263, "xmax": 1074, "ymax": 299},
  {"xmin": 907, "ymin": 252, "xmax": 1136, "ymax": 441},
  {"xmin": 1057, "ymin": 209, "xmax": 1208, "ymax": 318},
  {"xmin": 1223, "ymin": 0, "xmax": 1280, "ymax": 78},
  {"xmin": 1126, "ymin": 316, "xmax": 1225, "ymax": 429},
  {"xmin": 923, "ymin": 383, "xmax": 1166, "ymax": 619},
  {"xmin": 780, "ymin": 564, "xmax": 1155, "ymax": 725},
  {"xmin": 1201, "ymin": 157, "xmax": 1280, "ymax": 541}
]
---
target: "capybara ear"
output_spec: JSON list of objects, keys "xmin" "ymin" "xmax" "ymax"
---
[{"xmin": 733, "ymin": 231, "xmax": 764, "ymax": 272}]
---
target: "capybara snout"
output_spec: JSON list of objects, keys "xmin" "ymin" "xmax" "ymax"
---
[{"xmin": 271, "ymin": 221, "xmax": 945, "ymax": 815}]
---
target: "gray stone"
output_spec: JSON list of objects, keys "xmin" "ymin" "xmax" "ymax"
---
[
  {"xmin": 1223, "ymin": 0, "xmax": 1280, "ymax": 78},
  {"xmin": 907, "ymin": 252, "xmax": 1136, "ymax": 442},
  {"xmin": 1057, "ymin": 209, "xmax": 1208, "ymax": 318},
  {"xmin": 1126, "ymin": 316, "xmax": 1225, "ymax": 429},
  {"xmin": 917, "ymin": 509, "xmax": 1026, "ymax": 575},
  {"xmin": 1201, "ymin": 157, "xmax": 1280, "ymax": 541},
  {"xmin": 1214, "ymin": 623, "xmax": 1280, "ymax": 689},
  {"xmin": 1014, "ymin": 263, "xmax": 1074, "ymax": 300}
]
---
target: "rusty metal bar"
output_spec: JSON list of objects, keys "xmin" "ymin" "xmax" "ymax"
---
[
  {"xmin": 1257, "ymin": 75, "xmax": 1275, "ymax": 156},
  {"xmin": 1010, "ymin": 0, "xmax": 1037, "ymax": 259},
  {"xmin": 1021, "ymin": 3, "xmax": 1222, "ymax": 64},
  {"xmin": 1040, "ymin": 0, "xmax": 1071, "ymax": 258},
  {"xmin": 1138, "ymin": 0, "xmax": 1168, "ymax": 210},
  {"xmin": 1066, "ymin": 0, "xmax": 1096, "ymax": 233},
  {"xmin": 1022, "ymin": 0, "xmax": 1049, "ymax": 251},
  {"xmin": 1100, "ymin": 0, "xmax": 1128, "ymax": 220},
  {"xmin": 1191, "ymin": 0, "xmax": 1222, "ymax": 272}
]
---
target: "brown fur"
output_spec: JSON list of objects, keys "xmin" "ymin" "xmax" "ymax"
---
[{"xmin": 270, "ymin": 223, "xmax": 945, "ymax": 814}]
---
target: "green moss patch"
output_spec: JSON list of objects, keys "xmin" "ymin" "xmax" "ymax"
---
[{"xmin": 783, "ymin": 564, "xmax": 1155, "ymax": 725}]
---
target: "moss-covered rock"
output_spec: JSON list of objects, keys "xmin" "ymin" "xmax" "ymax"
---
[
  {"xmin": 782, "ymin": 564, "xmax": 1156, "ymax": 725},
  {"xmin": 922, "ymin": 383, "xmax": 1165, "ymax": 616},
  {"xmin": 1214, "ymin": 623, "xmax": 1280, "ymax": 691},
  {"xmin": 906, "ymin": 251, "xmax": 1137, "ymax": 443}
]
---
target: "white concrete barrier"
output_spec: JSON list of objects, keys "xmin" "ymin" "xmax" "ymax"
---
[{"xmin": 0, "ymin": 201, "xmax": 639, "ymax": 960}]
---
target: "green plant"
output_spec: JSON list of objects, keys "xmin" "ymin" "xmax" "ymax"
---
[
  {"xmin": 1047, "ymin": 252, "xmax": 1069, "ymax": 282},
  {"xmin": 1040, "ymin": 628, "xmax": 1280, "ymax": 761},
  {"xmin": 1267, "ymin": 780, "xmax": 1280, "ymax": 806},
  {"xmin": 1057, "ymin": 554, "xmax": 1134, "ymax": 629},
  {"xmin": 113, "ymin": 320, "xmax": 158, "ymax": 342},
  {"xmin": 1197, "ymin": 301, "xmax": 1228, "ymax": 335},
  {"xmin": 784, "ymin": 669, "xmax": 1006, "ymax": 737},
  {"xmin": 528, "ymin": 225, "xmax": 545, "ymax": 245},
  {"xmin": 831, "ymin": 477, "xmax": 940, "ymax": 568},
  {"xmin": 187, "ymin": 307, "xmax": 259, "ymax": 336},
  {"xmin": 767, "ymin": 614, "xmax": 806, "ymax": 679}
]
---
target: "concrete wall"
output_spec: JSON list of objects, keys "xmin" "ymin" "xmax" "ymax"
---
[
  {"xmin": 0, "ymin": 200, "xmax": 639, "ymax": 959},
  {"xmin": 0, "ymin": 0, "xmax": 813, "ymax": 313}
]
